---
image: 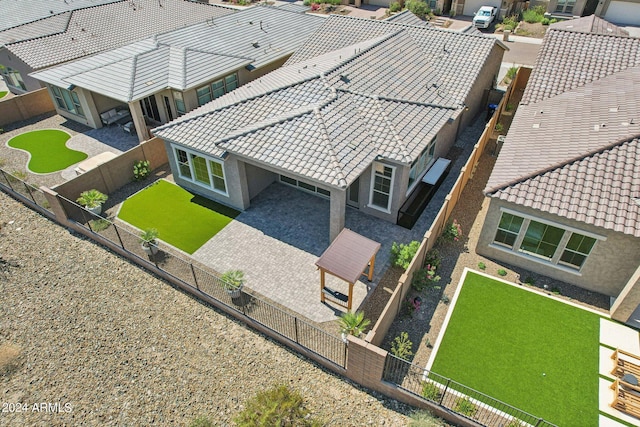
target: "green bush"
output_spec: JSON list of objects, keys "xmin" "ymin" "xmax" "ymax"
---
[
  {"xmin": 389, "ymin": 1, "xmax": 401, "ymax": 12},
  {"xmin": 421, "ymin": 382, "xmax": 442, "ymax": 401},
  {"xmin": 411, "ymin": 265, "xmax": 441, "ymax": 292},
  {"xmin": 501, "ymin": 15, "xmax": 519, "ymax": 31},
  {"xmin": 391, "ymin": 332, "xmax": 414, "ymax": 360},
  {"xmin": 497, "ymin": 269, "xmax": 507, "ymax": 276},
  {"xmin": 454, "ymin": 397, "xmax": 477, "ymax": 417},
  {"xmin": 550, "ymin": 18, "xmax": 558, "ymax": 24},
  {"xmin": 303, "ymin": 0, "xmax": 311, "ymax": 4},
  {"xmin": 406, "ymin": 0, "xmax": 429, "ymax": 19},
  {"xmin": 133, "ymin": 159, "xmax": 151, "ymax": 181},
  {"xmin": 337, "ymin": 311, "xmax": 371, "ymax": 337},
  {"xmin": 477, "ymin": 262, "xmax": 486, "ymax": 270},
  {"xmin": 409, "ymin": 409, "xmax": 445, "ymax": 426},
  {"xmin": 522, "ymin": 8, "xmax": 543, "ymax": 23},
  {"xmin": 234, "ymin": 384, "xmax": 322, "ymax": 427},
  {"xmin": 424, "ymin": 249, "xmax": 442, "ymax": 270},
  {"xmin": 506, "ymin": 65, "xmax": 519, "ymax": 80},
  {"xmin": 391, "ymin": 240, "xmax": 420, "ymax": 269},
  {"xmin": 541, "ymin": 17, "xmax": 550, "ymax": 25}
]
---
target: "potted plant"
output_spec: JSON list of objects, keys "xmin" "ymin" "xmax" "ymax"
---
[
  {"xmin": 337, "ymin": 311, "xmax": 371, "ymax": 342},
  {"xmin": 76, "ymin": 189, "xmax": 108, "ymax": 215},
  {"xmin": 221, "ymin": 270, "xmax": 245, "ymax": 298},
  {"xmin": 139, "ymin": 228, "xmax": 159, "ymax": 255}
]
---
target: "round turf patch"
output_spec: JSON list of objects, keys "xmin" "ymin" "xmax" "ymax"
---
[
  {"xmin": 7, "ymin": 129, "xmax": 87, "ymax": 173},
  {"xmin": 0, "ymin": 91, "xmax": 7, "ymax": 99}
]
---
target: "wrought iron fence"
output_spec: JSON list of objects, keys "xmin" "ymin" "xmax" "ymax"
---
[
  {"xmin": 52, "ymin": 193, "xmax": 347, "ymax": 368},
  {"xmin": 383, "ymin": 354, "xmax": 558, "ymax": 427},
  {"xmin": 0, "ymin": 169, "xmax": 53, "ymax": 213}
]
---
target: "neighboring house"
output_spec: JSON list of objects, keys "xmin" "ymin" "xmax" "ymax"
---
[
  {"xmin": 30, "ymin": 6, "xmax": 324, "ymax": 142},
  {"xmin": 541, "ymin": 0, "xmax": 640, "ymax": 26},
  {"xmin": 0, "ymin": 0, "xmax": 233, "ymax": 94},
  {"xmin": 0, "ymin": 0, "xmax": 120, "ymax": 31},
  {"xmin": 384, "ymin": 10, "xmax": 429, "ymax": 26},
  {"xmin": 477, "ymin": 16, "xmax": 640, "ymax": 323},
  {"xmin": 153, "ymin": 15, "xmax": 506, "ymax": 241}
]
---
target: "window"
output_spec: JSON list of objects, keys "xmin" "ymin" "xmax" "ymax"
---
[
  {"xmin": 173, "ymin": 91, "xmax": 186, "ymax": 116},
  {"xmin": 407, "ymin": 137, "xmax": 437, "ymax": 191},
  {"xmin": 560, "ymin": 234, "xmax": 596, "ymax": 269},
  {"xmin": 1, "ymin": 66, "xmax": 26, "ymax": 90},
  {"xmin": 494, "ymin": 212, "xmax": 523, "ymax": 248},
  {"xmin": 50, "ymin": 85, "xmax": 84, "ymax": 117},
  {"xmin": 492, "ymin": 211, "xmax": 600, "ymax": 271},
  {"xmin": 209, "ymin": 160, "xmax": 226, "ymax": 193},
  {"xmin": 196, "ymin": 73, "xmax": 239, "ymax": 106},
  {"xmin": 279, "ymin": 175, "xmax": 330, "ymax": 198},
  {"xmin": 175, "ymin": 148, "xmax": 191, "ymax": 179},
  {"xmin": 172, "ymin": 145, "xmax": 227, "ymax": 195},
  {"xmin": 370, "ymin": 163, "xmax": 394, "ymax": 212},
  {"xmin": 555, "ymin": 0, "xmax": 576, "ymax": 13},
  {"xmin": 140, "ymin": 95, "xmax": 161, "ymax": 122},
  {"xmin": 520, "ymin": 221, "xmax": 564, "ymax": 261}
]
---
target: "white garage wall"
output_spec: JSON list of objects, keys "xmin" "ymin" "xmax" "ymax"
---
[
  {"xmin": 604, "ymin": 1, "xmax": 640, "ymax": 26},
  {"xmin": 463, "ymin": 0, "xmax": 501, "ymax": 17}
]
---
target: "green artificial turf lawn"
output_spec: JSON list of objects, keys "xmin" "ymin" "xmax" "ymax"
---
[
  {"xmin": 118, "ymin": 180, "xmax": 239, "ymax": 254},
  {"xmin": 0, "ymin": 91, "xmax": 7, "ymax": 98},
  {"xmin": 7, "ymin": 129, "xmax": 87, "ymax": 173},
  {"xmin": 430, "ymin": 271, "xmax": 601, "ymax": 426}
]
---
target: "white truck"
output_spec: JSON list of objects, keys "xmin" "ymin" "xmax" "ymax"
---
[{"xmin": 473, "ymin": 6, "xmax": 497, "ymax": 29}]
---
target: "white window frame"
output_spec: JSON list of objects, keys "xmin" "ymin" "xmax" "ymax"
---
[
  {"xmin": 196, "ymin": 72, "xmax": 239, "ymax": 107},
  {"xmin": 171, "ymin": 144, "xmax": 228, "ymax": 196},
  {"xmin": 490, "ymin": 208, "xmax": 604, "ymax": 274},
  {"xmin": 1, "ymin": 66, "xmax": 26, "ymax": 91},
  {"xmin": 555, "ymin": 0, "xmax": 576, "ymax": 13},
  {"xmin": 368, "ymin": 162, "xmax": 395, "ymax": 213},
  {"xmin": 173, "ymin": 91, "xmax": 186, "ymax": 116},
  {"xmin": 406, "ymin": 137, "xmax": 437, "ymax": 195},
  {"xmin": 279, "ymin": 174, "xmax": 330, "ymax": 198},
  {"xmin": 50, "ymin": 85, "xmax": 85, "ymax": 117}
]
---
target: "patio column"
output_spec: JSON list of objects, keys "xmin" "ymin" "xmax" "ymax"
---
[
  {"xmin": 128, "ymin": 100, "xmax": 150, "ymax": 143},
  {"xmin": 611, "ymin": 264, "xmax": 640, "ymax": 324},
  {"xmin": 329, "ymin": 188, "xmax": 346, "ymax": 242}
]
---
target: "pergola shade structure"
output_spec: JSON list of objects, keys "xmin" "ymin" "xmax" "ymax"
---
[{"xmin": 315, "ymin": 228, "xmax": 381, "ymax": 311}]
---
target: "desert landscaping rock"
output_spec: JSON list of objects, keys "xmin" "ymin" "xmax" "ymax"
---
[{"xmin": 0, "ymin": 192, "xmax": 412, "ymax": 426}]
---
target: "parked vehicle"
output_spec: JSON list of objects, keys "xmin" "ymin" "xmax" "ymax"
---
[{"xmin": 473, "ymin": 6, "xmax": 497, "ymax": 29}]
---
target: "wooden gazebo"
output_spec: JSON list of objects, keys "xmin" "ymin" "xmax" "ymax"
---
[{"xmin": 315, "ymin": 228, "xmax": 381, "ymax": 311}]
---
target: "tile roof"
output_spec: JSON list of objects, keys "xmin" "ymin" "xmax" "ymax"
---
[
  {"xmin": 30, "ymin": 7, "xmax": 323, "ymax": 102},
  {"xmin": 0, "ymin": 12, "xmax": 72, "ymax": 46},
  {"xmin": 384, "ymin": 10, "xmax": 427, "ymax": 26},
  {"xmin": 486, "ymin": 26, "xmax": 640, "ymax": 237},
  {"xmin": 276, "ymin": 2, "xmax": 309, "ymax": 13},
  {"xmin": 4, "ymin": 0, "xmax": 233, "ymax": 69},
  {"xmin": 550, "ymin": 14, "xmax": 629, "ymax": 36},
  {"xmin": 155, "ymin": 15, "xmax": 500, "ymax": 188},
  {"xmin": 0, "ymin": 0, "xmax": 120, "ymax": 32}
]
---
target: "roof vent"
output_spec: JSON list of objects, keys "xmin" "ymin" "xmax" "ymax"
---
[
  {"xmin": 532, "ymin": 123, "xmax": 540, "ymax": 129},
  {"xmin": 339, "ymin": 75, "xmax": 350, "ymax": 83},
  {"xmin": 593, "ymin": 124, "xmax": 599, "ymax": 131},
  {"xmin": 252, "ymin": 41, "xmax": 259, "ymax": 48},
  {"xmin": 609, "ymin": 106, "xmax": 619, "ymax": 112}
]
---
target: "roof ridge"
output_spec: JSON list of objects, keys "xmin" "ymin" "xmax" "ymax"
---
[
  {"xmin": 548, "ymin": 26, "xmax": 631, "ymax": 39},
  {"xmin": 312, "ymin": 103, "xmax": 347, "ymax": 188},
  {"xmin": 486, "ymin": 132, "xmax": 640, "ymax": 195},
  {"xmin": 337, "ymin": 88, "xmax": 459, "ymax": 110},
  {"xmin": 127, "ymin": 53, "xmax": 139, "ymax": 102}
]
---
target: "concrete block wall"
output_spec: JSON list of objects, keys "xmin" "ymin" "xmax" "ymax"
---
[{"xmin": 0, "ymin": 88, "xmax": 54, "ymax": 126}]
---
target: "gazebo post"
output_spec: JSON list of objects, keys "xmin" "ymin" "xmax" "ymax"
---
[
  {"xmin": 367, "ymin": 255, "xmax": 376, "ymax": 281},
  {"xmin": 320, "ymin": 268, "xmax": 326, "ymax": 303},
  {"xmin": 348, "ymin": 282, "xmax": 353, "ymax": 311}
]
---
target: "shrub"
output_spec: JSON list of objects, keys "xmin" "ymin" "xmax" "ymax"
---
[
  {"xmin": 497, "ymin": 269, "xmax": 507, "ymax": 276},
  {"xmin": 424, "ymin": 248, "xmax": 442, "ymax": 270},
  {"xmin": 389, "ymin": 1, "xmax": 401, "ymax": 12},
  {"xmin": 406, "ymin": 0, "xmax": 429, "ymax": 19},
  {"xmin": 454, "ymin": 397, "xmax": 477, "ymax": 417},
  {"xmin": 506, "ymin": 65, "xmax": 519, "ymax": 80},
  {"xmin": 494, "ymin": 122, "xmax": 504, "ymax": 133},
  {"xmin": 11, "ymin": 170, "xmax": 27, "ymax": 181},
  {"xmin": 501, "ymin": 15, "xmax": 519, "ymax": 31},
  {"xmin": 391, "ymin": 240, "xmax": 420, "ymax": 269},
  {"xmin": 421, "ymin": 381, "xmax": 442, "ymax": 402},
  {"xmin": 522, "ymin": 8, "xmax": 543, "ymax": 23},
  {"xmin": 411, "ymin": 265, "xmax": 441, "ymax": 291},
  {"xmin": 303, "ymin": 0, "xmax": 311, "ymax": 4},
  {"xmin": 551, "ymin": 286, "xmax": 561, "ymax": 295},
  {"xmin": 441, "ymin": 295, "xmax": 450, "ymax": 304},
  {"xmin": 133, "ymin": 159, "xmax": 151, "ymax": 181},
  {"xmin": 77, "ymin": 189, "xmax": 108, "ymax": 209},
  {"xmin": 404, "ymin": 296, "xmax": 422, "ymax": 317},
  {"xmin": 391, "ymin": 332, "xmax": 414, "ymax": 360},
  {"xmin": 234, "ymin": 384, "xmax": 321, "ymax": 427},
  {"xmin": 541, "ymin": 17, "xmax": 550, "ymax": 25},
  {"xmin": 337, "ymin": 311, "xmax": 371, "ymax": 337},
  {"xmin": 524, "ymin": 276, "xmax": 535, "ymax": 285},
  {"xmin": 442, "ymin": 219, "xmax": 462, "ymax": 242},
  {"xmin": 89, "ymin": 218, "xmax": 111, "ymax": 232},
  {"xmin": 550, "ymin": 18, "xmax": 558, "ymax": 24},
  {"xmin": 477, "ymin": 262, "xmax": 486, "ymax": 270}
]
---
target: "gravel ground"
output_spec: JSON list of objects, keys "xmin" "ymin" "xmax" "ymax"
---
[{"xmin": 0, "ymin": 192, "xmax": 414, "ymax": 426}]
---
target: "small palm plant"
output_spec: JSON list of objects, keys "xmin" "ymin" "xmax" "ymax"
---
[
  {"xmin": 221, "ymin": 270, "xmax": 245, "ymax": 298},
  {"xmin": 76, "ymin": 189, "xmax": 108, "ymax": 209},
  {"xmin": 337, "ymin": 311, "xmax": 371, "ymax": 338}
]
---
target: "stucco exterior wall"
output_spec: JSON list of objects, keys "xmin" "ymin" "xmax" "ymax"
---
[
  {"xmin": 47, "ymin": 85, "xmax": 101, "ymax": 128},
  {"xmin": 245, "ymin": 162, "xmax": 277, "ymax": 200},
  {"xmin": 463, "ymin": 43, "xmax": 504, "ymax": 129},
  {"xmin": 477, "ymin": 198, "xmax": 640, "ymax": 296},
  {"xmin": 0, "ymin": 47, "xmax": 40, "ymax": 93}
]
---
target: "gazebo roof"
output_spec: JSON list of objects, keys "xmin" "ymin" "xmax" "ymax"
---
[{"xmin": 315, "ymin": 229, "xmax": 381, "ymax": 284}]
